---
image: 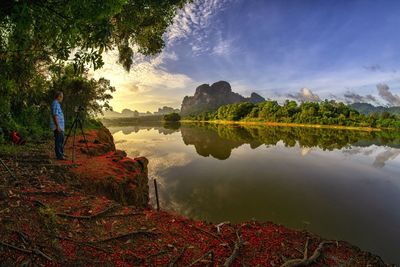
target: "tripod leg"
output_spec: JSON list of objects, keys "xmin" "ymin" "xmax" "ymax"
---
[
  {"xmin": 63, "ymin": 117, "xmax": 78, "ymax": 148},
  {"xmin": 77, "ymin": 119, "xmax": 90, "ymax": 156},
  {"xmin": 72, "ymin": 122, "xmax": 77, "ymax": 163}
]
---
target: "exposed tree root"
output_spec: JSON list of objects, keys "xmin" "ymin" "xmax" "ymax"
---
[
  {"xmin": 0, "ymin": 241, "xmax": 32, "ymax": 254},
  {"xmin": 103, "ymin": 212, "xmax": 144, "ymax": 218},
  {"xmin": 280, "ymin": 238, "xmax": 334, "ymax": 267},
  {"xmin": 25, "ymin": 191, "xmax": 69, "ymax": 197},
  {"xmin": 0, "ymin": 241, "xmax": 53, "ymax": 261},
  {"xmin": 56, "ymin": 204, "xmax": 117, "ymax": 220},
  {"xmin": 223, "ymin": 229, "xmax": 243, "ymax": 267},
  {"xmin": 53, "ymin": 236, "xmax": 110, "ymax": 253},
  {"xmin": 95, "ymin": 229, "xmax": 158, "ymax": 243}
]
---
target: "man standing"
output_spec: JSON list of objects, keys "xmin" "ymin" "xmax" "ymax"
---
[{"xmin": 50, "ymin": 91, "xmax": 66, "ymax": 160}]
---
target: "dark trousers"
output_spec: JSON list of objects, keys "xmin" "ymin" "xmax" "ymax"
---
[{"xmin": 54, "ymin": 130, "xmax": 64, "ymax": 159}]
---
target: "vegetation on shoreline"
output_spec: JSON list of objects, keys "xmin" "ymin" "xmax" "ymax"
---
[
  {"xmin": 184, "ymin": 100, "xmax": 400, "ymax": 129},
  {"xmin": 163, "ymin": 112, "xmax": 181, "ymax": 122}
]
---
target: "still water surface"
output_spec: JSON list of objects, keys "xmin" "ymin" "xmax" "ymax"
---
[{"xmin": 107, "ymin": 122, "xmax": 400, "ymax": 264}]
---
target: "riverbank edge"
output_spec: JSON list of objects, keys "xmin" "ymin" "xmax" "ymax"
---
[
  {"xmin": 180, "ymin": 119, "xmax": 387, "ymax": 132},
  {"xmin": 0, "ymin": 125, "xmax": 393, "ymax": 266},
  {"xmin": 94, "ymin": 124, "xmax": 391, "ymax": 265}
]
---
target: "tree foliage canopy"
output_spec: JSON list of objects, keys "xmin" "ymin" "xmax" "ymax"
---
[
  {"xmin": 186, "ymin": 100, "xmax": 400, "ymax": 129},
  {"xmin": 0, "ymin": 0, "xmax": 188, "ymax": 139}
]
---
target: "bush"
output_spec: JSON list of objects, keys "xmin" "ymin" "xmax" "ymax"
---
[{"xmin": 163, "ymin": 112, "xmax": 181, "ymax": 122}]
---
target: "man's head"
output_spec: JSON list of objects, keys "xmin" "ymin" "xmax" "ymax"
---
[{"xmin": 54, "ymin": 91, "xmax": 64, "ymax": 102}]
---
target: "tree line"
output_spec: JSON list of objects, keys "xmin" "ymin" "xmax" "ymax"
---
[
  {"xmin": 185, "ymin": 100, "xmax": 400, "ymax": 129},
  {"xmin": 0, "ymin": 0, "xmax": 187, "ymax": 143}
]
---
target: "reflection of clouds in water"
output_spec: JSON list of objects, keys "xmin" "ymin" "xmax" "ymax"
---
[
  {"xmin": 343, "ymin": 146, "xmax": 400, "ymax": 168},
  {"xmin": 342, "ymin": 147, "xmax": 376, "ymax": 156},
  {"xmin": 149, "ymin": 152, "xmax": 192, "ymax": 181},
  {"xmin": 114, "ymin": 139, "xmax": 127, "ymax": 144},
  {"xmin": 300, "ymin": 147, "xmax": 312, "ymax": 156},
  {"xmin": 373, "ymin": 149, "xmax": 400, "ymax": 168}
]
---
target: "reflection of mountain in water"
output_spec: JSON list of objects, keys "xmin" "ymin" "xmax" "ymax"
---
[
  {"xmin": 180, "ymin": 126, "xmax": 244, "ymax": 160},
  {"xmin": 180, "ymin": 123, "xmax": 400, "ymax": 160},
  {"xmin": 108, "ymin": 124, "xmax": 180, "ymax": 136}
]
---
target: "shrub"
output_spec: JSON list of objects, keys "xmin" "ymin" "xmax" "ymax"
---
[{"xmin": 163, "ymin": 112, "xmax": 181, "ymax": 122}]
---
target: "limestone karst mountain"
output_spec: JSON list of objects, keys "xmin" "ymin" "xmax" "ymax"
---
[{"xmin": 180, "ymin": 81, "xmax": 265, "ymax": 115}]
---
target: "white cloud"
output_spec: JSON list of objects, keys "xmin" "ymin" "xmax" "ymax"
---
[
  {"xmin": 90, "ymin": 1, "xmax": 236, "ymax": 112},
  {"xmin": 165, "ymin": 0, "xmax": 233, "ymax": 55},
  {"xmin": 212, "ymin": 37, "xmax": 233, "ymax": 56},
  {"xmin": 287, "ymin": 88, "xmax": 321, "ymax": 102},
  {"xmin": 91, "ymin": 49, "xmax": 197, "ymax": 112}
]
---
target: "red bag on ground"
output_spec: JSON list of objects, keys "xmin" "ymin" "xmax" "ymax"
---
[{"xmin": 11, "ymin": 131, "xmax": 26, "ymax": 145}]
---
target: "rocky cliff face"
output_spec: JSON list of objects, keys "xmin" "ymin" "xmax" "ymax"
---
[
  {"xmin": 180, "ymin": 81, "xmax": 265, "ymax": 115},
  {"xmin": 70, "ymin": 126, "xmax": 149, "ymax": 207}
]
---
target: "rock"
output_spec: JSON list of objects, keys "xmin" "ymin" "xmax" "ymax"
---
[
  {"xmin": 110, "ymin": 150, "xmax": 127, "ymax": 162},
  {"xmin": 81, "ymin": 126, "xmax": 116, "ymax": 156},
  {"xmin": 180, "ymin": 81, "xmax": 265, "ymax": 115},
  {"xmin": 120, "ymin": 157, "xmax": 147, "ymax": 172}
]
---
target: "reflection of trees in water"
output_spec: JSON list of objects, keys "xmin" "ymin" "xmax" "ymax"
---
[{"xmin": 180, "ymin": 123, "xmax": 400, "ymax": 160}]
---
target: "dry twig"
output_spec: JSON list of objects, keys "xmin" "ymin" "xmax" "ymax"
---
[
  {"xmin": 191, "ymin": 224, "xmax": 221, "ymax": 240},
  {"xmin": 223, "ymin": 229, "xmax": 243, "ymax": 267},
  {"xmin": 280, "ymin": 238, "xmax": 334, "ymax": 267},
  {"xmin": 186, "ymin": 250, "xmax": 214, "ymax": 267},
  {"xmin": 169, "ymin": 246, "xmax": 187, "ymax": 267}
]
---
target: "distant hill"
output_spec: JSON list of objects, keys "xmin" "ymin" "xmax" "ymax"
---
[
  {"xmin": 180, "ymin": 81, "xmax": 265, "ymax": 115},
  {"xmin": 350, "ymin": 103, "xmax": 400, "ymax": 115},
  {"xmin": 102, "ymin": 106, "xmax": 179, "ymax": 119},
  {"xmin": 102, "ymin": 108, "xmax": 139, "ymax": 118},
  {"xmin": 153, "ymin": 106, "xmax": 180, "ymax": 115}
]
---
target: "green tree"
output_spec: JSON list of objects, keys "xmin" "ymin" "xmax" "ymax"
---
[
  {"xmin": 50, "ymin": 65, "xmax": 115, "ymax": 124},
  {"xmin": 164, "ymin": 112, "xmax": 181, "ymax": 122},
  {"xmin": 0, "ymin": 0, "xmax": 188, "ymax": 137}
]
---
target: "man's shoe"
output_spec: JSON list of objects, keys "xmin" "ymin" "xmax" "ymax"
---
[{"xmin": 57, "ymin": 156, "xmax": 67, "ymax": 160}]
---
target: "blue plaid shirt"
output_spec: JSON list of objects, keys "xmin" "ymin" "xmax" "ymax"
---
[{"xmin": 50, "ymin": 100, "xmax": 65, "ymax": 131}]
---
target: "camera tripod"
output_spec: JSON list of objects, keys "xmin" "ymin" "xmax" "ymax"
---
[{"xmin": 63, "ymin": 109, "xmax": 90, "ymax": 163}]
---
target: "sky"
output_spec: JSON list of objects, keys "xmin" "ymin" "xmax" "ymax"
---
[{"xmin": 92, "ymin": 0, "xmax": 400, "ymax": 112}]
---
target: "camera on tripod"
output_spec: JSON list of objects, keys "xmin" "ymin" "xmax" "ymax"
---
[
  {"xmin": 64, "ymin": 105, "xmax": 90, "ymax": 162},
  {"xmin": 75, "ymin": 105, "xmax": 85, "ymax": 112}
]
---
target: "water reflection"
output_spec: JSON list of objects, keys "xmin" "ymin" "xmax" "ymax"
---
[
  {"xmin": 106, "ymin": 122, "xmax": 400, "ymax": 264},
  {"xmin": 108, "ymin": 122, "xmax": 400, "ymax": 160},
  {"xmin": 179, "ymin": 123, "xmax": 400, "ymax": 160}
]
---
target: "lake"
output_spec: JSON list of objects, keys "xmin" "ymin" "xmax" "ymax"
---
[{"xmin": 106, "ymin": 122, "xmax": 400, "ymax": 264}]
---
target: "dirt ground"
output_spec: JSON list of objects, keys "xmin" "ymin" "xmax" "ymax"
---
[{"xmin": 0, "ymin": 128, "xmax": 393, "ymax": 266}]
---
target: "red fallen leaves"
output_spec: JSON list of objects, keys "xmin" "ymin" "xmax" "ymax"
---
[
  {"xmin": 60, "ymin": 240, "xmax": 77, "ymax": 259},
  {"xmin": 3, "ymin": 187, "xmax": 388, "ymax": 267},
  {"xmin": 0, "ymin": 128, "xmax": 389, "ymax": 267},
  {"xmin": 60, "ymin": 130, "xmax": 149, "ymax": 207}
]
